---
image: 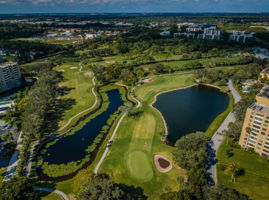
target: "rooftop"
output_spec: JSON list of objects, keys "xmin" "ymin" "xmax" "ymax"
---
[
  {"xmin": 0, "ymin": 62, "xmax": 18, "ymax": 69},
  {"xmin": 249, "ymin": 103, "xmax": 269, "ymax": 115},
  {"xmin": 261, "ymin": 67, "xmax": 269, "ymax": 74},
  {"xmin": 257, "ymin": 86, "xmax": 269, "ymax": 99}
]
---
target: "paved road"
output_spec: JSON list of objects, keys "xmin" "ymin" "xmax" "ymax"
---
[
  {"xmin": 57, "ymin": 77, "xmax": 97, "ymax": 133},
  {"xmin": 94, "ymin": 112, "xmax": 127, "ymax": 174},
  {"xmin": 3, "ymin": 131, "xmax": 23, "ymax": 181},
  {"xmin": 207, "ymin": 80, "xmax": 241, "ymax": 185},
  {"xmin": 130, "ymin": 85, "xmax": 142, "ymax": 108},
  {"xmin": 33, "ymin": 186, "xmax": 69, "ymax": 200},
  {"xmin": 26, "ymin": 140, "xmax": 39, "ymax": 177},
  {"xmin": 79, "ymin": 62, "xmax": 83, "ymax": 72}
]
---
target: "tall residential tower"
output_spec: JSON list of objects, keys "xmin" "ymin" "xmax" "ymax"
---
[
  {"xmin": 0, "ymin": 62, "xmax": 21, "ymax": 93},
  {"xmin": 239, "ymin": 86, "xmax": 269, "ymax": 158}
]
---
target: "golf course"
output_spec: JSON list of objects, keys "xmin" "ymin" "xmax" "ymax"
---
[{"xmin": 98, "ymin": 72, "xmax": 195, "ymax": 198}]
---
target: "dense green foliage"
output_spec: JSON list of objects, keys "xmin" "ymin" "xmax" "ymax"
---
[
  {"xmin": 15, "ymin": 66, "xmax": 61, "ymax": 175},
  {"xmin": 160, "ymin": 132, "xmax": 250, "ymax": 200},
  {"xmin": 78, "ymin": 176, "xmax": 146, "ymax": 200},
  {"xmin": 0, "ymin": 177, "xmax": 34, "ymax": 200}
]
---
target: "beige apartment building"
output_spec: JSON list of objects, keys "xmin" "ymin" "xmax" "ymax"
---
[
  {"xmin": 239, "ymin": 86, "xmax": 269, "ymax": 158},
  {"xmin": 0, "ymin": 62, "xmax": 21, "ymax": 93},
  {"xmin": 260, "ymin": 67, "xmax": 269, "ymax": 79}
]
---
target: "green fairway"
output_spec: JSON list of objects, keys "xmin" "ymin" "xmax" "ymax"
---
[
  {"xmin": 98, "ymin": 72, "xmax": 193, "ymax": 199},
  {"xmin": 217, "ymin": 139, "xmax": 269, "ymax": 200},
  {"xmin": 54, "ymin": 63, "xmax": 95, "ymax": 128}
]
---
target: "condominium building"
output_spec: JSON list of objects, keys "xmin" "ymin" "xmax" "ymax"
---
[
  {"xmin": 0, "ymin": 62, "xmax": 21, "ymax": 93},
  {"xmin": 228, "ymin": 31, "xmax": 254, "ymax": 44},
  {"xmin": 239, "ymin": 86, "xmax": 269, "ymax": 158},
  {"xmin": 197, "ymin": 27, "xmax": 222, "ymax": 40},
  {"xmin": 260, "ymin": 67, "xmax": 269, "ymax": 79}
]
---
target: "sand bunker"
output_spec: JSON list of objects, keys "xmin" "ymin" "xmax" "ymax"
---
[
  {"xmin": 57, "ymin": 69, "xmax": 65, "ymax": 72},
  {"xmin": 84, "ymin": 72, "xmax": 93, "ymax": 77},
  {"xmin": 154, "ymin": 155, "xmax": 172, "ymax": 173},
  {"xmin": 70, "ymin": 67, "xmax": 77, "ymax": 70},
  {"xmin": 106, "ymin": 61, "xmax": 116, "ymax": 64},
  {"xmin": 142, "ymin": 78, "xmax": 153, "ymax": 83}
]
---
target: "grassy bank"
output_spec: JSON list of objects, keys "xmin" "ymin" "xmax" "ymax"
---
[
  {"xmin": 54, "ymin": 63, "xmax": 96, "ymax": 129},
  {"xmin": 205, "ymin": 93, "xmax": 234, "ymax": 138},
  {"xmin": 217, "ymin": 139, "xmax": 269, "ymax": 200},
  {"xmin": 37, "ymin": 85, "xmax": 128, "ymax": 178}
]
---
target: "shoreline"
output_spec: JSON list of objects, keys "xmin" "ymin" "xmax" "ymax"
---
[
  {"xmin": 201, "ymin": 83, "xmax": 221, "ymax": 90},
  {"xmin": 150, "ymin": 84, "xmax": 197, "ymax": 143},
  {"xmin": 149, "ymin": 83, "xmax": 226, "ymax": 143}
]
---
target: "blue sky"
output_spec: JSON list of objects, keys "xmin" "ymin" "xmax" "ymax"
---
[{"xmin": 0, "ymin": 0, "xmax": 268, "ymax": 14}]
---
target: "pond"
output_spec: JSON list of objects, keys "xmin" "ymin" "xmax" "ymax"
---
[
  {"xmin": 43, "ymin": 89, "xmax": 124, "ymax": 164},
  {"xmin": 153, "ymin": 85, "xmax": 229, "ymax": 145}
]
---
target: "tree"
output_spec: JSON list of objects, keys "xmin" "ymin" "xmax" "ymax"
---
[
  {"xmin": 227, "ymin": 163, "xmax": 240, "ymax": 182},
  {"xmin": 0, "ymin": 177, "xmax": 34, "ymax": 200},
  {"xmin": 174, "ymin": 132, "xmax": 209, "ymax": 171},
  {"xmin": 203, "ymin": 186, "xmax": 250, "ymax": 200},
  {"xmin": 78, "ymin": 176, "xmax": 124, "ymax": 200},
  {"xmin": 78, "ymin": 176, "xmax": 146, "ymax": 200}
]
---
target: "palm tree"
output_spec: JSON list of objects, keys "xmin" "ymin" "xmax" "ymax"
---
[{"xmin": 227, "ymin": 163, "xmax": 240, "ymax": 182}]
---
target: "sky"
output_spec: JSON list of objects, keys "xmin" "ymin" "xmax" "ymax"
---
[{"xmin": 0, "ymin": 0, "xmax": 269, "ymax": 14}]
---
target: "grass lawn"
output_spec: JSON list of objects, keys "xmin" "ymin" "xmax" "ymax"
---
[
  {"xmin": 54, "ymin": 63, "xmax": 95, "ymax": 128},
  {"xmin": 39, "ymin": 192, "xmax": 62, "ymax": 200},
  {"xmin": 98, "ymin": 72, "xmax": 194, "ymax": 199},
  {"xmin": 217, "ymin": 139, "xmax": 269, "ymax": 200}
]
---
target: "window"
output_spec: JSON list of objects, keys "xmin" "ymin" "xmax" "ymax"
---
[
  {"xmin": 263, "ymin": 149, "xmax": 269, "ymax": 153},
  {"xmin": 257, "ymin": 114, "xmax": 264, "ymax": 117},
  {"xmin": 251, "ymin": 129, "xmax": 259, "ymax": 133},
  {"xmin": 262, "ymin": 128, "xmax": 267, "ymax": 131},
  {"xmin": 254, "ymin": 121, "xmax": 262, "ymax": 125},
  {"xmin": 255, "ymin": 117, "xmax": 263, "ymax": 121},
  {"xmin": 261, "ymin": 132, "xmax": 266, "ymax": 135},
  {"xmin": 253, "ymin": 125, "xmax": 261, "ymax": 129}
]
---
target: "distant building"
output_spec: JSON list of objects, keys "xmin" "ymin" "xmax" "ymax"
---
[
  {"xmin": 260, "ymin": 68, "xmax": 269, "ymax": 79},
  {"xmin": 160, "ymin": 31, "xmax": 171, "ymax": 37},
  {"xmin": 186, "ymin": 24, "xmax": 203, "ymax": 32},
  {"xmin": 0, "ymin": 62, "xmax": 21, "ymax": 93},
  {"xmin": 177, "ymin": 23, "xmax": 194, "ymax": 29},
  {"xmin": 241, "ymin": 79, "xmax": 257, "ymax": 93},
  {"xmin": 0, "ymin": 101, "xmax": 14, "ymax": 116},
  {"xmin": 239, "ymin": 86, "xmax": 269, "ymax": 158},
  {"xmin": 85, "ymin": 33, "xmax": 102, "ymax": 39},
  {"xmin": 197, "ymin": 27, "xmax": 222, "ymax": 40},
  {"xmin": 174, "ymin": 32, "xmax": 196, "ymax": 39},
  {"xmin": 228, "ymin": 31, "xmax": 254, "ymax": 43}
]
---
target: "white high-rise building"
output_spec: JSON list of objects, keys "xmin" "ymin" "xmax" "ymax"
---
[{"xmin": 0, "ymin": 62, "xmax": 21, "ymax": 93}]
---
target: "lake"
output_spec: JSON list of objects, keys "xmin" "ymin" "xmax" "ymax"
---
[
  {"xmin": 43, "ymin": 89, "xmax": 124, "ymax": 164},
  {"xmin": 153, "ymin": 85, "xmax": 229, "ymax": 145}
]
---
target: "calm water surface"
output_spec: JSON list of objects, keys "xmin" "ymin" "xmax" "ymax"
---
[
  {"xmin": 153, "ymin": 85, "xmax": 229, "ymax": 145},
  {"xmin": 43, "ymin": 89, "xmax": 123, "ymax": 164}
]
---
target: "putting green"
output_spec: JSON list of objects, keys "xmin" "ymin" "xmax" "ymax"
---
[{"xmin": 125, "ymin": 150, "xmax": 153, "ymax": 182}]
